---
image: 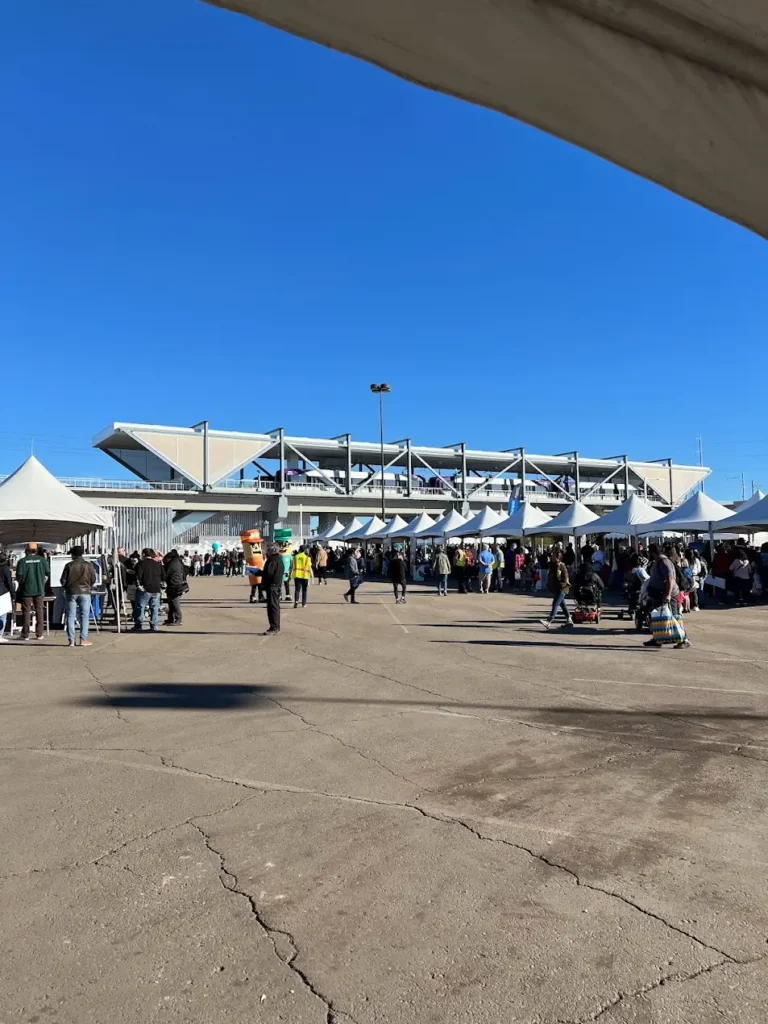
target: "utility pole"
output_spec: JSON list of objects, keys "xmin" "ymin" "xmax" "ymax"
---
[
  {"xmin": 369, "ymin": 383, "xmax": 391, "ymax": 520},
  {"xmin": 696, "ymin": 435, "xmax": 704, "ymax": 492}
]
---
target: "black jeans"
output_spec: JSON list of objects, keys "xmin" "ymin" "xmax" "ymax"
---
[
  {"xmin": 167, "ymin": 591, "xmax": 183, "ymax": 623},
  {"xmin": 294, "ymin": 578, "xmax": 309, "ymax": 606},
  {"xmin": 316, "ymin": 566, "xmax": 327, "ymax": 584},
  {"xmin": 392, "ymin": 582, "xmax": 406, "ymax": 600},
  {"xmin": 344, "ymin": 577, "xmax": 361, "ymax": 602},
  {"xmin": 266, "ymin": 586, "xmax": 282, "ymax": 631}
]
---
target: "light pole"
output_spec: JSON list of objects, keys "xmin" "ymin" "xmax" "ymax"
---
[{"xmin": 370, "ymin": 383, "xmax": 391, "ymax": 520}]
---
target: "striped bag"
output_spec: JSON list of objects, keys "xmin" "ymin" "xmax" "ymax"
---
[{"xmin": 650, "ymin": 603, "xmax": 685, "ymax": 644}]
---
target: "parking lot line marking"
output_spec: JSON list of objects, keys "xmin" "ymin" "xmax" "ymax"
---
[{"xmin": 378, "ymin": 598, "xmax": 409, "ymax": 634}]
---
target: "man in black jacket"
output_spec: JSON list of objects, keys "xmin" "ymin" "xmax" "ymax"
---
[
  {"xmin": 261, "ymin": 544, "xmax": 284, "ymax": 635},
  {"xmin": 61, "ymin": 546, "xmax": 97, "ymax": 647},
  {"xmin": 163, "ymin": 549, "xmax": 188, "ymax": 625},
  {"xmin": 133, "ymin": 549, "xmax": 165, "ymax": 632}
]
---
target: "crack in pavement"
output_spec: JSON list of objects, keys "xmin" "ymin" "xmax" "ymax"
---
[
  {"xmin": 292, "ymin": 644, "xmax": 459, "ymax": 703},
  {"xmin": 189, "ymin": 821, "xmax": 357, "ymax": 1024},
  {"xmin": 82, "ymin": 661, "xmax": 129, "ymax": 726},
  {"xmin": 37, "ymin": 749, "xmax": 739, "ymax": 962},
  {"xmin": 556, "ymin": 953, "xmax": 768, "ymax": 1023},
  {"xmin": 263, "ymin": 695, "xmax": 428, "ymax": 791},
  {"xmin": 0, "ymin": 793, "xmax": 258, "ymax": 882}
]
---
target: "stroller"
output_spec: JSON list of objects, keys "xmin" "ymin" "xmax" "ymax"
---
[
  {"xmin": 633, "ymin": 577, "xmax": 654, "ymax": 631},
  {"xmin": 572, "ymin": 581, "xmax": 602, "ymax": 624},
  {"xmin": 619, "ymin": 562, "xmax": 649, "ymax": 623}
]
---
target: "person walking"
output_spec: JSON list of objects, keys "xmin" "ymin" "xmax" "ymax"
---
[
  {"xmin": 15, "ymin": 542, "xmax": 49, "ymax": 641},
  {"xmin": 261, "ymin": 544, "xmax": 284, "ymax": 635},
  {"xmin": 492, "ymin": 544, "xmax": 506, "ymax": 592},
  {"xmin": 133, "ymin": 548, "xmax": 165, "ymax": 632},
  {"xmin": 343, "ymin": 548, "xmax": 363, "ymax": 604},
  {"xmin": 291, "ymin": 545, "xmax": 313, "ymax": 608},
  {"xmin": 477, "ymin": 543, "xmax": 494, "ymax": 594},
  {"xmin": 60, "ymin": 546, "xmax": 97, "ymax": 647},
  {"xmin": 0, "ymin": 553, "xmax": 14, "ymax": 643},
  {"xmin": 314, "ymin": 545, "xmax": 328, "ymax": 585},
  {"xmin": 163, "ymin": 549, "xmax": 188, "ymax": 625},
  {"xmin": 432, "ymin": 546, "xmax": 451, "ymax": 596},
  {"xmin": 388, "ymin": 547, "xmax": 408, "ymax": 604},
  {"xmin": 540, "ymin": 550, "xmax": 573, "ymax": 628},
  {"xmin": 644, "ymin": 543, "xmax": 691, "ymax": 648}
]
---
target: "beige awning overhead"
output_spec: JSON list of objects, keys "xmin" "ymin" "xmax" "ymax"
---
[
  {"xmin": 629, "ymin": 464, "xmax": 709, "ymax": 505},
  {"xmin": 207, "ymin": 0, "xmax": 768, "ymax": 238}
]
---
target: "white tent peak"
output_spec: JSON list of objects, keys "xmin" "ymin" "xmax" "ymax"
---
[
  {"xmin": 541, "ymin": 501, "xmax": 599, "ymax": 536},
  {"xmin": 345, "ymin": 515, "xmax": 387, "ymax": 540},
  {"xmin": 425, "ymin": 508, "xmax": 467, "ymax": 537},
  {"xmin": 388, "ymin": 511, "xmax": 437, "ymax": 539},
  {"xmin": 377, "ymin": 515, "xmax": 410, "ymax": 538},
  {"xmin": 0, "ymin": 456, "xmax": 114, "ymax": 544},
  {"xmin": 487, "ymin": 502, "xmax": 552, "ymax": 537},
  {"xmin": 314, "ymin": 518, "xmax": 345, "ymax": 542},
  {"xmin": 736, "ymin": 489, "xmax": 766, "ymax": 511},
  {"xmin": 575, "ymin": 494, "xmax": 664, "ymax": 537},
  {"xmin": 447, "ymin": 505, "xmax": 504, "ymax": 538},
  {"xmin": 713, "ymin": 492, "xmax": 768, "ymax": 534},
  {"xmin": 636, "ymin": 491, "xmax": 733, "ymax": 535},
  {"xmin": 334, "ymin": 517, "xmax": 365, "ymax": 541}
]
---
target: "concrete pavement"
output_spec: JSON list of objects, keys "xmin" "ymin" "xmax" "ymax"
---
[{"xmin": 2, "ymin": 576, "xmax": 768, "ymax": 1023}]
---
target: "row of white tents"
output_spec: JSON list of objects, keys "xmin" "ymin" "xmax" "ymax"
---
[{"xmin": 315, "ymin": 489, "xmax": 768, "ymax": 543}]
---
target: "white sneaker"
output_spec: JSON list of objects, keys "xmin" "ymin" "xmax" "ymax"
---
[
  {"xmin": 539, "ymin": 619, "xmax": 551, "ymax": 630},
  {"xmin": 0, "ymin": 636, "xmax": 9, "ymax": 644}
]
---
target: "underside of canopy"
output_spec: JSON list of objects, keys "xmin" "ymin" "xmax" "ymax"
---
[{"xmin": 208, "ymin": 0, "xmax": 768, "ymax": 238}]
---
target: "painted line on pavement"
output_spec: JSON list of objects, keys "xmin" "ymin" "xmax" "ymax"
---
[{"xmin": 378, "ymin": 598, "xmax": 410, "ymax": 634}]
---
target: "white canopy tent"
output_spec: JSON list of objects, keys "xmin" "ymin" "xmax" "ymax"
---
[
  {"xmin": 484, "ymin": 502, "xmax": 552, "ymax": 538},
  {"xmin": 540, "ymin": 501, "xmax": 599, "ymax": 537},
  {"xmin": 636, "ymin": 492, "xmax": 734, "ymax": 535},
  {"xmin": 376, "ymin": 515, "xmax": 410, "ymax": 538},
  {"xmin": 711, "ymin": 492, "xmax": 768, "ymax": 534},
  {"xmin": 0, "ymin": 456, "xmax": 114, "ymax": 545},
  {"xmin": 345, "ymin": 516, "xmax": 387, "ymax": 541},
  {"xmin": 574, "ymin": 495, "xmax": 665, "ymax": 537},
  {"xmin": 0, "ymin": 456, "xmax": 122, "ymax": 631},
  {"xmin": 446, "ymin": 505, "xmax": 504, "ymax": 538},
  {"xmin": 735, "ymin": 490, "xmax": 766, "ymax": 511},
  {"xmin": 388, "ymin": 511, "xmax": 437, "ymax": 539},
  {"xmin": 334, "ymin": 517, "xmax": 365, "ymax": 542},
  {"xmin": 422, "ymin": 508, "xmax": 468, "ymax": 538},
  {"xmin": 313, "ymin": 518, "xmax": 346, "ymax": 542}
]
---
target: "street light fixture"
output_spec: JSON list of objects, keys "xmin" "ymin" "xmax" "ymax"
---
[{"xmin": 370, "ymin": 383, "xmax": 391, "ymax": 520}]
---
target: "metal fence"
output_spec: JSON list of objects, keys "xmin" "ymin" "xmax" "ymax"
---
[{"xmin": 102, "ymin": 505, "xmax": 174, "ymax": 554}]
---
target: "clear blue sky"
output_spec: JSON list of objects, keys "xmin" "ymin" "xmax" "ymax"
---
[{"xmin": 3, "ymin": 0, "xmax": 767, "ymax": 499}]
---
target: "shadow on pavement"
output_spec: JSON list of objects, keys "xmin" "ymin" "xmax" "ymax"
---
[
  {"xmin": 73, "ymin": 682, "xmax": 282, "ymax": 710},
  {"xmin": 430, "ymin": 638, "xmax": 647, "ymax": 652}
]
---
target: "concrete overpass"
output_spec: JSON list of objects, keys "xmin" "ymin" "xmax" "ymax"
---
[{"xmin": 205, "ymin": 0, "xmax": 768, "ymax": 238}]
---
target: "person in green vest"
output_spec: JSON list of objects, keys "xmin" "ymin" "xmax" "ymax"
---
[{"xmin": 15, "ymin": 542, "xmax": 49, "ymax": 641}]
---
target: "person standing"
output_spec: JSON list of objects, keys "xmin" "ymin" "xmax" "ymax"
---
[
  {"xmin": 261, "ymin": 544, "xmax": 284, "ymax": 635},
  {"xmin": 540, "ymin": 550, "xmax": 573, "ymax": 629},
  {"xmin": 15, "ymin": 543, "xmax": 49, "ymax": 641},
  {"xmin": 280, "ymin": 547, "xmax": 293, "ymax": 602},
  {"xmin": 291, "ymin": 545, "xmax": 313, "ymax": 608},
  {"xmin": 163, "ymin": 549, "xmax": 188, "ymax": 625},
  {"xmin": 133, "ymin": 548, "xmax": 165, "ymax": 632},
  {"xmin": 730, "ymin": 548, "xmax": 753, "ymax": 607},
  {"xmin": 0, "ymin": 553, "xmax": 14, "ymax": 643},
  {"xmin": 314, "ymin": 545, "xmax": 328, "ymax": 585},
  {"xmin": 343, "ymin": 548, "xmax": 363, "ymax": 604},
  {"xmin": 477, "ymin": 543, "xmax": 494, "ymax": 594},
  {"xmin": 453, "ymin": 544, "xmax": 468, "ymax": 594},
  {"xmin": 644, "ymin": 543, "xmax": 690, "ymax": 648},
  {"xmin": 492, "ymin": 544, "xmax": 506, "ymax": 592},
  {"xmin": 432, "ymin": 546, "xmax": 451, "ymax": 596},
  {"xmin": 60, "ymin": 545, "xmax": 97, "ymax": 647},
  {"xmin": 388, "ymin": 547, "xmax": 408, "ymax": 604}
]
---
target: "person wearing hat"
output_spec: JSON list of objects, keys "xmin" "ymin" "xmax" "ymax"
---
[
  {"xmin": 14, "ymin": 543, "xmax": 49, "ymax": 641},
  {"xmin": 261, "ymin": 543, "xmax": 285, "ymax": 635}
]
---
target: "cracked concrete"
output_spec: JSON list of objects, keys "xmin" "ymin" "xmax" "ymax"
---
[{"xmin": 2, "ymin": 576, "xmax": 768, "ymax": 1022}]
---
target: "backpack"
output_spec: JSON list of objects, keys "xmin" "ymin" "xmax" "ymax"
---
[{"xmin": 676, "ymin": 564, "xmax": 692, "ymax": 592}]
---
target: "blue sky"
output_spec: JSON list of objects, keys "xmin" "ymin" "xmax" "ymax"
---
[{"xmin": 2, "ymin": 0, "xmax": 767, "ymax": 499}]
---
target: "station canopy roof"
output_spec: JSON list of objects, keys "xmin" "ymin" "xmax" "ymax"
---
[
  {"xmin": 575, "ymin": 495, "xmax": 665, "ymax": 537},
  {"xmin": 0, "ymin": 456, "xmax": 114, "ymax": 545},
  {"xmin": 209, "ymin": 1, "xmax": 768, "ymax": 240},
  {"xmin": 93, "ymin": 423, "xmax": 709, "ymax": 498}
]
